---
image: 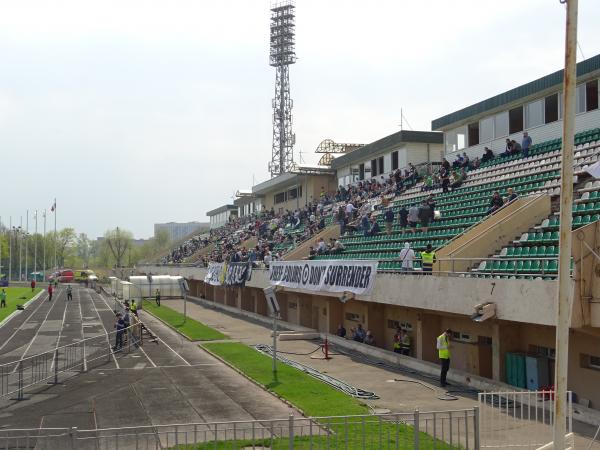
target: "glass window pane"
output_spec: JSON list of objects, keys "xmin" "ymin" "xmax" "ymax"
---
[
  {"xmin": 494, "ymin": 112, "xmax": 509, "ymax": 138},
  {"xmin": 468, "ymin": 122, "xmax": 479, "ymax": 147},
  {"xmin": 509, "ymin": 107, "xmax": 523, "ymax": 134},
  {"xmin": 479, "ymin": 116, "xmax": 494, "ymax": 143},
  {"xmin": 586, "ymin": 80, "xmax": 598, "ymax": 112},
  {"xmin": 545, "ymin": 93, "xmax": 559, "ymax": 124},
  {"xmin": 525, "ymin": 99, "xmax": 544, "ymax": 129},
  {"xmin": 576, "ymin": 84, "xmax": 586, "ymax": 114}
]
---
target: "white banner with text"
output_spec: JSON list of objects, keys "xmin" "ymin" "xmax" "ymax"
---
[{"xmin": 268, "ymin": 260, "xmax": 378, "ymax": 296}]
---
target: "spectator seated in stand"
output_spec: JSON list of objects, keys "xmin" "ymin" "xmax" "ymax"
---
[
  {"xmin": 482, "ymin": 147, "xmax": 495, "ymax": 163},
  {"xmin": 351, "ymin": 324, "xmax": 366, "ymax": 342},
  {"xmin": 487, "ymin": 191, "xmax": 504, "ymax": 215}
]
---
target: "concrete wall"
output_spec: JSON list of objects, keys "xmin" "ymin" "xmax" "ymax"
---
[{"xmin": 139, "ymin": 265, "xmax": 559, "ymax": 326}]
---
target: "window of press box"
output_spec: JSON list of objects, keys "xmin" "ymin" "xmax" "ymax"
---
[
  {"xmin": 509, "ymin": 106, "xmax": 524, "ymax": 134},
  {"xmin": 359, "ymin": 163, "xmax": 365, "ymax": 180},
  {"xmin": 371, "ymin": 159, "xmax": 378, "ymax": 177},
  {"xmin": 468, "ymin": 122, "xmax": 479, "ymax": 147},
  {"xmin": 378, "ymin": 156, "xmax": 384, "ymax": 175},
  {"xmin": 274, "ymin": 192, "xmax": 286, "ymax": 204},
  {"xmin": 586, "ymin": 79, "xmax": 599, "ymax": 112},
  {"xmin": 391, "ymin": 151, "xmax": 399, "ymax": 171},
  {"xmin": 545, "ymin": 93, "xmax": 559, "ymax": 124},
  {"xmin": 287, "ymin": 186, "xmax": 302, "ymax": 199}
]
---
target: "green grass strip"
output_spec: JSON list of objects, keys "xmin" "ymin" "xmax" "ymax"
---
[
  {"xmin": 203, "ymin": 341, "xmax": 368, "ymax": 417},
  {"xmin": 142, "ymin": 300, "xmax": 228, "ymax": 341},
  {"xmin": 0, "ymin": 287, "xmax": 42, "ymax": 322}
]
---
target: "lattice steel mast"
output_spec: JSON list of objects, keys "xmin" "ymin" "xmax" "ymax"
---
[{"xmin": 268, "ymin": 1, "xmax": 296, "ymax": 177}]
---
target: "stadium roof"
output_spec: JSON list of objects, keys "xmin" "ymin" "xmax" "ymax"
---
[
  {"xmin": 206, "ymin": 204, "xmax": 237, "ymax": 216},
  {"xmin": 432, "ymin": 53, "xmax": 600, "ymax": 131},
  {"xmin": 330, "ymin": 130, "xmax": 443, "ymax": 169}
]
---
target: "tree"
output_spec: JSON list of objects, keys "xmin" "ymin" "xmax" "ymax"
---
[
  {"xmin": 53, "ymin": 228, "xmax": 76, "ymax": 267},
  {"xmin": 75, "ymin": 233, "xmax": 92, "ymax": 267},
  {"xmin": 102, "ymin": 227, "xmax": 133, "ymax": 268}
]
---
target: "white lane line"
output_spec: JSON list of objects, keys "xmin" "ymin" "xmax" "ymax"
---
[
  {"xmin": 95, "ymin": 291, "xmax": 160, "ymax": 368},
  {"xmin": 49, "ymin": 294, "xmax": 70, "ymax": 370},
  {"xmin": 0, "ymin": 290, "xmax": 49, "ymax": 354},
  {"xmin": 87, "ymin": 289, "xmax": 119, "ymax": 369},
  {"xmin": 13, "ymin": 287, "xmax": 64, "ymax": 369},
  {"xmin": 138, "ymin": 312, "xmax": 192, "ymax": 366},
  {"xmin": 77, "ymin": 288, "xmax": 87, "ymax": 372},
  {"xmin": 90, "ymin": 363, "xmax": 218, "ymax": 371}
]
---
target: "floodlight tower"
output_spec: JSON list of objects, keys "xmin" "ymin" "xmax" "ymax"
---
[{"xmin": 268, "ymin": 1, "xmax": 296, "ymax": 178}]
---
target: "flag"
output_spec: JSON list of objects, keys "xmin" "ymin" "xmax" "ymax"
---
[{"xmin": 51, "ymin": 200, "xmax": 56, "ymax": 212}]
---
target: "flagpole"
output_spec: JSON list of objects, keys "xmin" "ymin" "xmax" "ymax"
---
[
  {"xmin": 0, "ymin": 216, "xmax": 2, "ymax": 280},
  {"xmin": 53, "ymin": 198, "xmax": 57, "ymax": 270},
  {"xmin": 19, "ymin": 216, "xmax": 22, "ymax": 282},
  {"xmin": 25, "ymin": 210, "xmax": 29, "ymax": 282},
  {"xmin": 8, "ymin": 217, "xmax": 12, "ymax": 283},
  {"xmin": 43, "ymin": 210, "xmax": 46, "ymax": 280},
  {"xmin": 34, "ymin": 211, "xmax": 38, "ymax": 282}
]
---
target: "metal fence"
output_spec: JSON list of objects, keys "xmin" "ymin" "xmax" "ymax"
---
[
  {"xmin": 0, "ymin": 408, "xmax": 479, "ymax": 450},
  {"xmin": 0, "ymin": 321, "xmax": 144, "ymax": 401},
  {"xmin": 478, "ymin": 390, "xmax": 573, "ymax": 449}
]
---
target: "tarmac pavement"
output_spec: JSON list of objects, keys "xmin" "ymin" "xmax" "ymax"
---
[{"xmin": 0, "ymin": 286, "xmax": 300, "ymax": 437}]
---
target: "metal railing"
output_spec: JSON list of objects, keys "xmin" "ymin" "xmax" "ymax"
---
[
  {"xmin": 0, "ymin": 408, "xmax": 480, "ymax": 449},
  {"xmin": 0, "ymin": 321, "xmax": 144, "ymax": 401},
  {"xmin": 478, "ymin": 390, "xmax": 572, "ymax": 450}
]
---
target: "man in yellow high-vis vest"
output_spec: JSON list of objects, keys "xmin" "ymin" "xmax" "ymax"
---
[
  {"xmin": 421, "ymin": 244, "xmax": 436, "ymax": 274},
  {"xmin": 437, "ymin": 329, "xmax": 452, "ymax": 387}
]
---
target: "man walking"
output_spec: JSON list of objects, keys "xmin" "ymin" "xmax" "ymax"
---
[
  {"xmin": 155, "ymin": 288, "xmax": 161, "ymax": 307},
  {"xmin": 66, "ymin": 285, "xmax": 73, "ymax": 301},
  {"xmin": 437, "ymin": 329, "xmax": 452, "ymax": 387},
  {"xmin": 0, "ymin": 289, "xmax": 6, "ymax": 308},
  {"xmin": 48, "ymin": 284, "xmax": 53, "ymax": 302}
]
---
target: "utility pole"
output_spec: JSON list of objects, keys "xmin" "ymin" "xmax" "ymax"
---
[{"xmin": 554, "ymin": 0, "xmax": 578, "ymax": 448}]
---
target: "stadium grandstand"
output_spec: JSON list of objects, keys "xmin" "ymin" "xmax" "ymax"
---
[{"xmin": 143, "ymin": 53, "xmax": 600, "ymax": 415}]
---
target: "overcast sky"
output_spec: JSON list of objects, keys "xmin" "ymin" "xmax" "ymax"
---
[{"xmin": 1, "ymin": 0, "xmax": 600, "ymax": 239}]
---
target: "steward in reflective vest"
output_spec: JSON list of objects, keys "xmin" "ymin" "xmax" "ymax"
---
[
  {"xmin": 393, "ymin": 330, "xmax": 402, "ymax": 354},
  {"xmin": 421, "ymin": 244, "xmax": 436, "ymax": 274},
  {"xmin": 437, "ymin": 329, "xmax": 451, "ymax": 387}
]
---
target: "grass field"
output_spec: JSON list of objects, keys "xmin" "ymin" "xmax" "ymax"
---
[
  {"xmin": 0, "ymin": 287, "xmax": 43, "ymax": 322},
  {"xmin": 197, "ymin": 341, "xmax": 459, "ymax": 450},
  {"xmin": 142, "ymin": 300, "xmax": 228, "ymax": 341}
]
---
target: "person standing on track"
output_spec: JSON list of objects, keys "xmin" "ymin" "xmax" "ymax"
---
[
  {"xmin": 0, "ymin": 289, "xmax": 6, "ymax": 308},
  {"xmin": 48, "ymin": 284, "xmax": 53, "ymax": 302},
  {"xmin": 155, "ymin": 288, "xmax": 161, "ymax": 307},
  {"xmin": 66, "ymin": 285, "xmax": 73, "ymax": 301},
  {"xmin": 437, "ymin": 329, "xmax": 452, "ymax": 387},
  {"xmin": 31, "ymin": 279, "xmax": 36, "ymax": 292},
  {"xmin": 113, "ymin": 313, "xmax": 125, "ymax": 351}
]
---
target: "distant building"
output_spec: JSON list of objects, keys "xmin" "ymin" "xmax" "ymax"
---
[{"xmin": 153, "ymin": 222, "xmax": 208, "ymax": 242}]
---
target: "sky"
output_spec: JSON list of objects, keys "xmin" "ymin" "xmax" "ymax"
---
[{"xmin": 1, "ymin": 0, "xmax": 600, "ymax": 239}]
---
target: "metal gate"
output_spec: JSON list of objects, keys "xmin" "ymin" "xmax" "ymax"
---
[{"xmin": 478, "ymin": 390, "xmax": 573, "ymax": 449}]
